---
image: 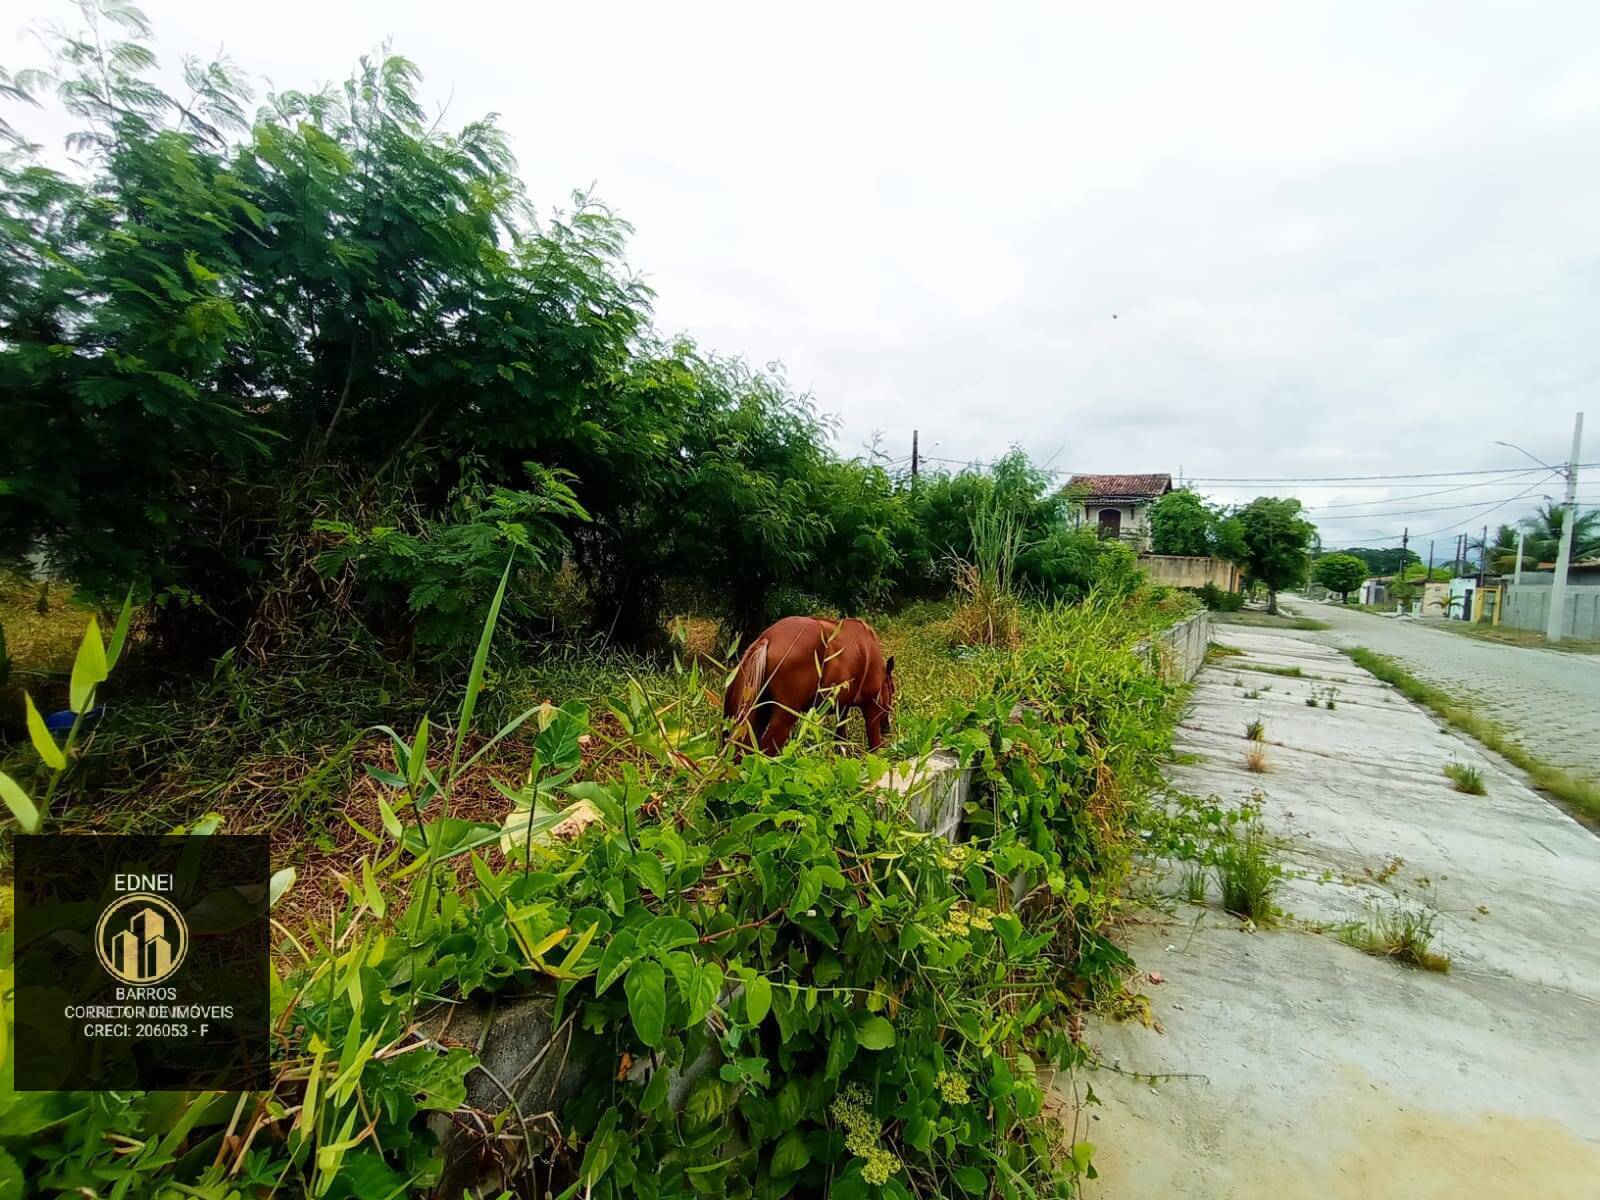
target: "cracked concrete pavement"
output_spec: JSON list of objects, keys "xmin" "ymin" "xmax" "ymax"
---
[{"xmin": 1074, "ymin": 622, "xmax": 1600, "ymax": 1199}]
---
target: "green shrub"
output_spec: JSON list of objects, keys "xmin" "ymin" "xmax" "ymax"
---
[
  {"xmin": 1193, "ymin": 582, "xmax": 1246, "ymax": 612},
  {"xmin": 3, "ymin": 585, "xmax": 1181, "ymax": 1196}
]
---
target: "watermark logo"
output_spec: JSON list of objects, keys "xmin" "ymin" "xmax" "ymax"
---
[
  {"xmin": 94, "ymin": 890, "xmax": 189, "ymax": 985},
  {"xmin": 12, "ymin": 834, "xmax": 269, "ymax": 1091}
]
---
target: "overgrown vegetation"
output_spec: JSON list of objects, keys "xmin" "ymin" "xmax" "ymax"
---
[
  {"xmin": 0, "ymin": 4, "xmax": 1139, "ymax": 664},
  {"xmin": 1345, "ymin": 647, "xmax": 1600, "ymax": 822},
  {"xmin": 2, "ymin": 569, "xmax": 1191, "ymax": 1195},
  {"xmin": 1339, "ymin": 906, "xmax": 1450, "ymax": 972}
]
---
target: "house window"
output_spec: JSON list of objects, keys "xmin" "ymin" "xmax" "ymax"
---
[{"xmin": 1097, "ymin": 508, "xmax": 1122, "ymax": 538}]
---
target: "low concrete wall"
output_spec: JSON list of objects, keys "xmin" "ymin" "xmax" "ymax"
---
[
  {"xmin": 1138, "ymin": 555, "xmax": 1240, "ymax": 593},
  {"xmin": 1137, "ymin": 609, "xmax": 1213, "ymax": 684},
  {"xmin": 1500, "ymin": 585, "xmax": 1600, "ymax": 640}
]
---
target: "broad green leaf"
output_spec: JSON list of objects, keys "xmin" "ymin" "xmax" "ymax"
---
[
  {"xmin": 269, "ymin": 867, "xmax": 296, "ymax": 909},
  {"xmin": 68, "ymin": 617, "xmax": 107, "ymax": 714},
  {"xmin": 745, "ymin": 974, "xmax": 772, "ymax": 1026},
  {"xmin": 790, "ymin": 866, "xmax": 824, "ymax": 914},
  {"xmin": 685, "ymin": 962, "xmax": 722, "ymax": 1026},
  {"xmin": 624, "ymin": 959, "xmax": 667, "ymax": 1047},
  {"xmin": 630, "ymin": 851, "xmax": 668, "ymax": 897},
  {"xmin": 640, "ymin": 914, "xmax": 698, "ymax": 952},
  {"xmin": 24, "ymin": 695, "xmax": 64, "ymax": 771},
  {"xmin": 105, "ymin": 587, "xmax": 135, "ymax": 670},
  {"xmin": 0, "ymin": 771, "xmax": 40, "ymax": 834},
  {"xmin": 771, "ymin": 1128, "xmax": 810, "ymax": 1176},
  {"xmin": 595, "ymin": 931, "xmax": 637, "ymax": 995},
  {"xmin": 855, "ymin": 1014, "xmax": 895, "ymax": 1050}
]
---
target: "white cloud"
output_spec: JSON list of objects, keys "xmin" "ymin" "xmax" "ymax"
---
[{"xmin": 5, "ymin": 0, "xmax": 1598, "ymax": 547}]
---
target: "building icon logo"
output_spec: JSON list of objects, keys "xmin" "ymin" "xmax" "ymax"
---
[{"xmin": 94, "ymin": 893, "xmax": 189, "ymax": 985}]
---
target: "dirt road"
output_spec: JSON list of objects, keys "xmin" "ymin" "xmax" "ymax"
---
[{"xmin": 1076, "ymin": 623, "xmax": 1600, "ymax": 1199}]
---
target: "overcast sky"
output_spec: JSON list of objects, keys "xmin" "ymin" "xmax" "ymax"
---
[{"xmin": 7, "ymin": 0, "xmax": 1599, "ymax": 552}]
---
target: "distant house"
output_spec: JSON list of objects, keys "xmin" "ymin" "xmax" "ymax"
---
[{"xmin": 1066, "ymin": 473, "xmax": 1173, "ymax": 549}]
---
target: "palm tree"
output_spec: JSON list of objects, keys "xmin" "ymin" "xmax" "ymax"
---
[
  {"xmin": 1527, "ymin": 502, "xmax": 1600, "ymax": 566},
  {"xmin": 1475, "ymin": 524, "xmax": 1528, "ymax": 575}
]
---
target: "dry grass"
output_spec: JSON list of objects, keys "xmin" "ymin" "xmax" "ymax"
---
[
  {"xmin": 1243, "ymin": 743, "xmax": 1269, "ymax": 773},
  {"xmin": 951, "ymin": 563, "xmax": 1022, "ymax": 648}
]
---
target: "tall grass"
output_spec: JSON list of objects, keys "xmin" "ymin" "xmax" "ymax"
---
[{"xmin": 952, "ymin": 490, "xmax": 1024, "ymax": 647}]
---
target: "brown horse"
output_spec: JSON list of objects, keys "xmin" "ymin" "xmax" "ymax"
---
[{"xmin": 723, "ymin": 616, "xmax": 896, "ymax": 754}]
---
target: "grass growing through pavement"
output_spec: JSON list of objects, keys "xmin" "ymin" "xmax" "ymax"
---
[
  {"xmin": 1443, "ymin": 761, "xmax": 1487, "ymax": 795},
  {"xmin": 1216, "ymin": 824, "xmax": 1278, "ymax": 920},
  {"xmin": 1217, "ymin": 610, "xmax": 1331, "ymax": 632},
  {"xmin": 1244, "ymin": 718, "xmax": 1266, "ymax": 741},
  {"xmin": 1234, "ymin": 662, "xmax": 1304, "ymax": 678},
  {"xmin": 1243, "ymin": 743, "xmax": 1269, "ymax": 773},
  {"xmin": 1339, "ymin": 906, "xmax": 1450, "ymax": 972},
  {"xmin": 1345, "ymin": 646, "xmax": 1600, "ymax": 822}
]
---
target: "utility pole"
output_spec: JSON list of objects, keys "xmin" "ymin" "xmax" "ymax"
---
[
  {"xmin": 1547, "ymin": 411, "xmax": 1585, "ymax": 643},
  {"xmin": 1478, "ymin": 524, "xmax": 1488, "ymax": 589},
  {"xmin": 910, "ymin": 430, "xmax": 919, "ymax": 481},
  {"xmin": 1427, "ymin": 540, "xmax": 1434, "ymax": 577},
  {"xmin": 1514, "ymin": 524, "xmax": 1525, "ymax": 585},
  {"xmin": 1401, "ymin": 526, "xmax": 1409, "ymax": 573}
]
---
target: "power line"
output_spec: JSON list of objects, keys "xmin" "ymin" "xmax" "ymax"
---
[{"xmin": 1339, "ymin": 478, "xmax": 1557, "ymax": 544}]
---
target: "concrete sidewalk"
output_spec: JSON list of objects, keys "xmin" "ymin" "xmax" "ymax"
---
[
  {"xmin": 1076, "ymin": 625, "xmax": 1600, "ymax": 1199},
  {"xmin": 1292, "ymin": 595, "xmax": 1600, "ymax": 784}
]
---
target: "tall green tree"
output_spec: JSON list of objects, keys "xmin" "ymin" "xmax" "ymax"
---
[
  {"xmin": 1146, "ymin": 488, "xmax": 1216, "ymax": 557},
  {"xmin": 1312, "ymin": 552, "xmax": 1367, "ymax": 602},
  {"xmin": 1234, "ymin": 497, "xmax": 1314, "ymax": 614}
]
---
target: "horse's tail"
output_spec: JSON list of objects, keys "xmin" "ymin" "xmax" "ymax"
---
[{"xmin": 724, "ymin": 638, "xmax": 770, "ymax": 747}]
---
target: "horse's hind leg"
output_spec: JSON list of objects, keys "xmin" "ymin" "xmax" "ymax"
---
[{"xmin": 759, "ymin": 709, "xmax": 798, "ymax": 754}]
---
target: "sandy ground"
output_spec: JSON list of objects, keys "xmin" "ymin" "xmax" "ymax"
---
[{"xmin": 1074, "ymin": 623, "xmax": 1600, "ymax": 1199}]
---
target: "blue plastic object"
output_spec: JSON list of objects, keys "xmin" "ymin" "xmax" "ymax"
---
[{"xmin": 45, "ymin": 706, "xmax": 106, "ymax": 732}]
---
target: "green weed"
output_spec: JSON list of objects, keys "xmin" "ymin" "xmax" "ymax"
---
[
  {"xmin": 1443, "ymin": 761, "xmax": 1486, "ymax": 795},
  {"xmin": 1244, "ymin": 718, "xmax": 1266, "ymax": 741},
  {"xmin": 1216, "ymin": 825, "xmax": 1279, "ymax": 922},
  {"xmin": 1339, "ymin": 906, "xmax": 1450, "ymax": 972}
]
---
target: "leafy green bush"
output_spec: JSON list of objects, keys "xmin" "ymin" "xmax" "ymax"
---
[{"xmin": 1193, "ymin": 582, "xmax": 1245, "ymax": 612}]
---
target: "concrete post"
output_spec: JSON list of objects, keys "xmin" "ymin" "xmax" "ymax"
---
[
  {"xmin": 1546, "ymin": 412, "xmax": 1584, "ymax": 643},
  {"xmin": 1514, "ymin": 525, "xmax": 1525, "ymax": 585}
]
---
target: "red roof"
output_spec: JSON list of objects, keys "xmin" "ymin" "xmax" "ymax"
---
[{"xmin": 1066, "ymin": 473, "xmax": 1173, "ymax": 500}]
